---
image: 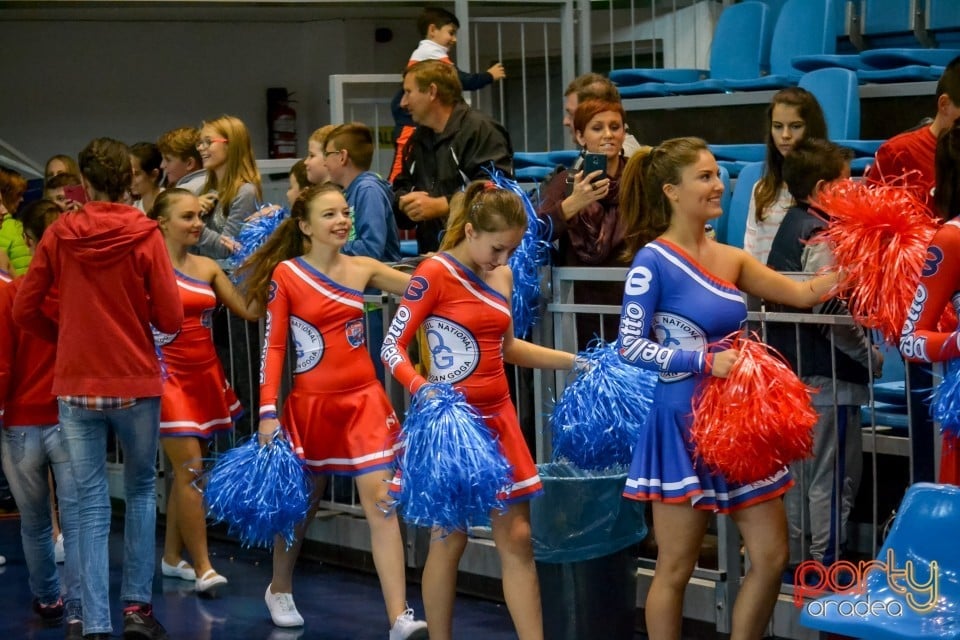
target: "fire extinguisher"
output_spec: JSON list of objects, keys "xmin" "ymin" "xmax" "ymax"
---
[{"xmin": 267, "ymin": 87, "xmax": 298, "ymax": 159}]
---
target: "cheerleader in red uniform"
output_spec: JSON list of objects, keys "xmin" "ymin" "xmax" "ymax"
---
[
  {"xmin": 900, "ymin": 123, "xmax": 960, "ymax": 483},
  {"xmin": 381, "ymin": 181, "xmax": 576, "ymax": 640},
  {"xmin": 148, "ymin": 189, "xmax": 260, "ymax": 594},
  {"xmin": 238, "ymin": 183, "xmax": 427, "ymax": 639}
]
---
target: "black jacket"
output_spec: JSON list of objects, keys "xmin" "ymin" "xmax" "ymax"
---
[{"xmin": 392, "ymin": 101, "xmax": 513, "ymax": 254}]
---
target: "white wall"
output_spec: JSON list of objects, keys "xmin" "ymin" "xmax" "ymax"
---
[{"xmin": 1, "ymin": 15, "xmax": 419, "ymax": 173}]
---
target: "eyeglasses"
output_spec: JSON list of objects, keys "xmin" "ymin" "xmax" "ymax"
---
[
  {"xmin": 196, "ymin": 137, "xmax": 228, "ymax": 149},
  {"xmin": 323, "ymin": 147, "xmax": 342, "ymax": 158}
]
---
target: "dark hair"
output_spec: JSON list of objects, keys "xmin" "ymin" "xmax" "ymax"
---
[
  {"xmin": 236, "ymin": 183, "xmax": 345, "ymax": 308},
  {"xmin": 754, "ymin": 88, "xmax": 828, "ymax": 222},
  {"xmin": 130, "ymin": 142, "xmax": 164, "ymax": 187},
  {"xmin": 290, "ymin": 159, "xmax": 309, "ymax": 190},
  {"xmin": 564, "ymin": 72, "xmax": 622, "ymax": 103},
  {"xmin": 936, "ymin": 55, "xmax": 960, "ymax": 109},
  {"xmin": 403, "ymin": 60, "xmax": 462, "ymax": 106},
  {"xmin": 935, "ymin": 121, "xmax": 960, "ymax": 220},
  {"xmin": 327, "ymin": 123, "xmax": 374, "ymax": 171},
  {"xmin": 44, "ymin": 172, "xmax": 81, "ymax": 190},
  {"xmin": 782, "ymin": 139, "xmax": 852, "ymax": 203},
  {"xmin": 20, "ymin": 199, "xmax": 62, "ymax": 243},
  {"xmin": 620, "ymin": 137, "xmax": 710, "ymax": 258},
  {"xmin": 77, "ymin": 138, "xmax": 132, "ymax": 203},
  {"xmin": 439, "ymin": 180, "xmax": 527, "ymax": 251},
  {"xmin": 418, "ymin": 7, "xmax": 459, "ymax": 38},
  {"xmin": 147, "ymin": 187, "xmax": 196, "ymax": 222}
]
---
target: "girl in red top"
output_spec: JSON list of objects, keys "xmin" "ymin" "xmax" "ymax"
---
[
  {"xmin": 147, "ymin": 188, "xmax": 260, "ymax": 594},
  {"xmin": 381, "ymin": 181, "xmax": 576, "ymax": 640},
  {"xmin": 900, "ymin": 122, "xmax": 960, "ymax": 482},
  {"xmin": 239, "ymin": 183, "xmax": 426, "ymax": 638}
]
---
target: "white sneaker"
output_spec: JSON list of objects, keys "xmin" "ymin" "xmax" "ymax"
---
[
  {"xmin": 389, "ymin": 608, "xmax": 428, "ymax": 640},
  {"xmin": 54, "ymin": 534, "xmax": 65, "ymax": 564},
  {"xmin": 265, "ymin": 584, "xmax": 304, "ymax": 627}
]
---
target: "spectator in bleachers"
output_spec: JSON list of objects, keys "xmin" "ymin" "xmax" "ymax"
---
[
  {"xmin": 616, "ymin": 137, "xmax": 839, "ymax": 640},
  {"xmin": 866, "ymin": 56, "xmax": 960, "ymax": 216},
  {"xmin": 0, "ymin": 198, "xmax": 82, "ymax": 634},
  {"xmin": 562, "ymin": 72, "xmax": 642, "ymax": 157},
  {"xmin": 388, "ymin": 5, "xmax": 506, "ymax": 183},
  {"xmin": 538, "ymin": 97, "xmax": 634, "ymax": 346},
  {"xmin": 393, "ymin": 60, "xmax": 513, "ymax": 255},
  {"xmin": 0, "ymin": 167, "xmax": 31, "ymax": 275},
  {"xmin": 194, "ymin": 115, "xmax": 263, "ymax": 260},
  {"xmin": 324, "ymin": 123, "xmax": 401, "ymax": 262},
  {"xmin": 743, "ymin": 87, "xmax": 827, "ymax": 264},
  {"xmin": 44, "ymin": 173, "xmax": 83, "ymax": 211},
  {"xmin": 899, "ymin": 121, "xmax": 960, "ymax": 484},
  {"xmin": 129, "ymin": 142, "xmax": 164, "ymax": 214},
  {"xmin": 157, "ymin": 127, "xmax": 205, "ymax": 195},
  {"xmin": 13, "ymin": 137, "xmax": 181, "ymax": 640},
  {"xmin": 286, "ymin": 159, "xmax": 309, "ymax": 206},
  {"xmin": 148, "ymin": 188, "xmax": 259, "ymax": 596},
  {"xmin": 766, "ymin": 139, "xmax": 880, "ymax": 569},
  {"xmin": 303, "ymin": 125, "xmax": 336, "ymax": 187},
  {"xmin": 43, "ymin": 154, "xmax": 81, "ymax": 189}
]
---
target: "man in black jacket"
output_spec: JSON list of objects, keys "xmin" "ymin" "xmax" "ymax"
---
[{"xmin": 393, "ymin": 59, "xmax": 513, "ymax": 254}]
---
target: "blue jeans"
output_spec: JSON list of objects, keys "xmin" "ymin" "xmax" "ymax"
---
[
  {"xmin": 58, "ymin": 398, "xmax": 161, "ymax": 635},
  {"xmin": 1, "ymin": 424, "xmax": 81, "ymax": 617}
]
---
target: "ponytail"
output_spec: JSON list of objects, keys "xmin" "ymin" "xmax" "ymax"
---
[{"xmin": 438, "ymin": 180, "xmax": 526, "ymax": 251}]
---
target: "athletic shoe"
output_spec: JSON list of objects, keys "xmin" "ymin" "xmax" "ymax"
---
[
  {"xmin": 264, "ymin": 584, "xmax": 304, "ymax": 627},
  {"xmin": 33, "ymin": 597, "xmax": 64, "ymax": 625},
  {"xmin": 122, "ymin": 603, "xmax": 168, "ymax": 640},
  {"xmin": 388, "ymin": 608, "xmax": 428, "ymax": 640}
]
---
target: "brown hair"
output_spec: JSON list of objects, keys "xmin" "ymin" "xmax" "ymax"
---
[
  {"xmin": 200, "ymin": 115, "xmax": 263, "ymax": 207},
  {"xmin": 157, "ymin": 127, "xmax": 203, "ymax": 165},
  {"xmin": 0, "ymin": 168, "xmax": 28, "ymax": 213},
  {"xmin": 147, "ymin": 187, "xmax": 196, "ymax": 222},
  {"xmin": 564, "ymin": 72, "xmax": 622, "ymax": 103},
  {"xmin": 43, "ymin": 154, "xmax": 81, "ymax": 186},
  {"xmin": 20, "ymin": 199, "xmax": 61, "ymax": 242},
  {"xmin": 403, "ymin": 60, "xmax": 462, "ymax": 106},
  {"xmin": 327, "ymin": 123, "xmax": 375, "ymax": 171},
  {"xmin": 935, "ymin": 121, "xmax": 960, "ymax": 221},
  {"xmin": 78, "ymin": 138, "xmax": 132, "ymax": 203},
  {"xmin": 439, "ymin": 180, "xmax": 527, "ymax": 251},
  {"xmin": 236, "ymin": 182, "xmax": 345, "ymax": 308}
]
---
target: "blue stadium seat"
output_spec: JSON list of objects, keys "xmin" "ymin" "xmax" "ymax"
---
[
  {"xmin": 610, "ymin": 2, "xmax": 772, "ymax": 93},
  {"xmin": 716, "ymin": 160, "xmax": 748, "ymax": 179},
  {"xmin": 711, "ymin": 163, "xmax": 734, "ymax": 243},
  {"xmin": 799, "ymin": 68, "xmax": 861, "ymax": 139},
  {"xmin": 800, "ymin": 482, "xmax": 960, "ymax": 639},
  {"xmin": 927, "ymin": 0, "xmax": 960, "ymax": 45},
  {"xmin": 513, "ymin": 152, "xmax": 556, "ymax": 170},
  {"xmin": 722, "ymin": 0, "xmax": 842, "ymax": 91},
  {"xmin": 515, "ymin": 166, "xmax": 555, "ymax": 183},
  {"xmin": 709, "ymin": 144, "xmax": 766, "ymax": 163},
  {"xmin": 723, "ymin": 161, "xmax": 764, "ymax": 248}
]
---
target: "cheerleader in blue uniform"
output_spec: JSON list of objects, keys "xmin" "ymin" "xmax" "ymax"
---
[
  {"xmin": 616, "ymin": 138, "xmax": 838, "ymax": 640},
  {"xmin": 148, "ymin": 189, "xmax": 260, "ymax": 594}
]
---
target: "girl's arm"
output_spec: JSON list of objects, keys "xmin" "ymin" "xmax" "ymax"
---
[
  {"xmin": 203, "ymin": 257, "xmax": 261, "ymax": 320},
  {"xmin": 900, "ymin": 225, "xmax": 960, "ymax": 362},
  {"xmin": 258, "ymin": 264, "xmax": 290, "ymax": 434},
  {"xmin": 734, "ymin": 246, "xmax": 837, "ymax": 309},
  {"xmin": 381, "ymin": 260, "xmax": 441, "ymax": 394},
  {"xmin": 498, "ymin": 268, "xmax": 575, "ymax": 370},
  {"xmin": 360, "ymin": 257, "xmax": 412, "ymax": 296}
]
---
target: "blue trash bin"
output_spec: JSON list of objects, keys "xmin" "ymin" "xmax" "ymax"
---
[{"xmin": 531, "ymin": 463, "xmax": 647, "ymax": 640}]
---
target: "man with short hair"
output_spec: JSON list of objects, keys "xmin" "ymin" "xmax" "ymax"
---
[
  {"xmin": 393, "ymin": 60, "xmax": 513, "ymax": 254},
  {"xmin": 865, "ymin": 56, "xmax": 960, "ymax": 215},
  {"xmin": 324, "ymin": 123, "xmax": 401, "ymax": 262}
]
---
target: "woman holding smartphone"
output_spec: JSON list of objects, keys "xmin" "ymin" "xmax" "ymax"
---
[{"xmin": 536, "ymin": 98, "xmax": 636, "ymax": 346}]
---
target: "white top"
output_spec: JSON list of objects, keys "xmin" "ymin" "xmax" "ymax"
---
[{"xmin": 743, "ymin": 182, "xmax": 793, "ymax": 264}]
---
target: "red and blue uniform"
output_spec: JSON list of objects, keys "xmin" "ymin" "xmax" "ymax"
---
[
  {"xmin": 259, "ymin": 257, "xmax": 399, "ymax": 475},
  {"xmin": 617, "ymin": 239, "xmax": 793, "ymax": 513},
  {"xmin": 156, "ymin": 271, "xmax": 241, "ymax": 438},
  {"xmin": 382, "ymin": 253, "xmax": 543, "ymax": 503},
  {"xmin": 900, "ymin": 220, "xmax": 960, "ymax": 483}
]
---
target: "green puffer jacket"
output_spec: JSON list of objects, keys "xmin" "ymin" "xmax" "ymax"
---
[{"xmin": 0, "ymin": 215, "xmax": 31, "ymax": 275}]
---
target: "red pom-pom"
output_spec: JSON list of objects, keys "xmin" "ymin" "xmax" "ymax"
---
[
  {"xmin": 690, "ymin": 334, "xmax": 817, "ymax": 485},
  {"xmin": 809, "ymin": 180, "xmax": 939, "ymax": 345}
]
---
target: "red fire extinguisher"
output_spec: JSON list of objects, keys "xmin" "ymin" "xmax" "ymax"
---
[{"xmin": 267, "ymin": 87, "xmax": 298, "ymax": 159}]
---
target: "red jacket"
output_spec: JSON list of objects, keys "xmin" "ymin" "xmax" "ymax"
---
[
  {"xmin": 0, "ymin": 277, "xmax": 58, "ymax": 426},
  {"xmin": 12, "ymin": 202, "xmax": 182, "ymax": 398}
]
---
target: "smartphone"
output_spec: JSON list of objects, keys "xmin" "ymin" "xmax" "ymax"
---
[
  {"xmin": 582, "ymin": 152, "xmax": 607, "ymax": 180},
  {"xmin": 62, "ymin": 184, "xmax": 88, "ymax": 205}
]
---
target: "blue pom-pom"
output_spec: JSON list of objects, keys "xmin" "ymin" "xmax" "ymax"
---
[
  {"xmin": 229, "ymin": 204, "xmax": 290, "ymax": 277},
  {"xmin": 202, "ymin": 431, "xmax": 311, "ymax": 549},
  {"xmin": 550, "ymin": 340, "xmax": 658, "ymax": 469},
  {"xmin": 395, "ymin": 383, "xmax": 513, "ymax": 533},
  {"xmin": 483, "ymin": 166, "xmax": 553, "ymax": 338},
  {"xmin": 933, "ymin": 358, "xmax": 960, "ymax": 437}
]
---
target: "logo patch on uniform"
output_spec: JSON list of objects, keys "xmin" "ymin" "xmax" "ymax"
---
[
  {"xmin": 423, "ymin": 316, "xmax": 479, "ymax": 383},
  {"xmin": 344, "ymin": 318, "xmax": 365, "ymax": 348},
  {"xmin": 267, "ymin": 280, "xmax": 278, "ymax": 303},
  {"xmin": 652, "ymin": 313, "xmax": 706, "ymax": 382},
  {"xmin": 290, "ymin": 315, "xmax": 324, "ymax": 373},
  {"xmin": 404, "ymin": 276, "xmax": 429, "ymax": 302},
  {"xmin": 200, "ymin": 308, "xmax": 214, "ymax": 329}
]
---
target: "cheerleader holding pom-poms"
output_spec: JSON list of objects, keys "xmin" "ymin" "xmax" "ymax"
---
[
  {"xmin": 233, "ymin": 183, "xmax": 428, "ymax": 636},
  {"xmin": 381, "ymin": 181, "xmax": 577, "ymax": 640},
  {"xmin": 899, "ymin": 124, "xmax": 960, "ymax": 484},
  {"xmin": 148, "ymin": 189, "xmax": 261, "ymax": 594},
  {"xmin": 614, "ymin": 138, "xmax": 838, "ymax": 640}
]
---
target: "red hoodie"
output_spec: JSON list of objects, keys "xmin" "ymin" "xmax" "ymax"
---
[
  {"xmin": 0, "ymin": 277, "xmax": 58, "ymax": 426},
  {"xmin": 12, "ymin": 202, "xmax": 182, "ymax": 398}
]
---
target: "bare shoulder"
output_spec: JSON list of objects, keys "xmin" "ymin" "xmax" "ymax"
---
[
  {"xmin": 190, "ymin": 255, "xmax": 223, "ymax": 284},
  {"xmin": 488, "ymin": 265, "xmax": 514, "ymax": 299}
]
